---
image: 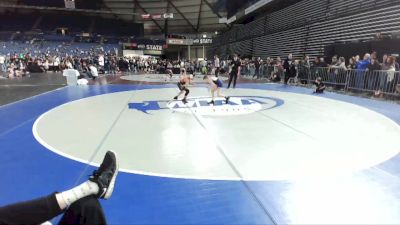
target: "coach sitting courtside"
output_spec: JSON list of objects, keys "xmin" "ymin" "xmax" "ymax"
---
[{"xmin": 314, "ymin": 77, "xmax": 326, "ymax": 94}]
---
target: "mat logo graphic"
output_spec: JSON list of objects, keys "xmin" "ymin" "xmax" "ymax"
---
[{"xmin": 129, "ymin": 96, "xmax": 284, "ymax": 116}]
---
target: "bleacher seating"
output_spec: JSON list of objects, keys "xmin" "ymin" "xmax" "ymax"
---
[
  {"xmin": 235, "ymin": 17, "xmax": 266, "ymax": 41},
  {"xmin": 250, "ymin": 17, "xmax": 266, "ymax": 37},
  {"xmin": 326, "ymin": 0, "xmax": 394, "ymax": 18},
  {"xmin": 38, "ymin": 14, "xmax": 91, "ymax": 33},
  {"xmin": 0, "ymin": 12, "xmax": 144, "ymax": 40},
  {"xmin": 0, "ymin": 14, "xmax": 37, "ymax": 31},
  {"xmin": 0, "ymin": 41, "xmax": 119, "ymax": 56},
  {"xmin": 228, "ymin": 39, "xmax": 253, "ymax": 57},
  {"xmin": 211, "ymin": 0, "xmax": 400, "ymax": 59},
  {"xmin": 92, "ymin": 17, "xmax": 144, "ymax": 37},
  {"xmin": 253, "ymin": 26, "xmax": 307, "ymax": 59},
  {"xmin": 20, "ymin": 0, "xmax": 64, "ymax": 7},
  {"xmin": 266, "ymin": 0, "xmax": 326, "ymax": 33},
  {"xmin": 306, "ymin": 4, "xmax": 400, "ymax": 57},
  {"xmin": 0, "ymin": 32, "xmax": 13, "ymax": 41}
]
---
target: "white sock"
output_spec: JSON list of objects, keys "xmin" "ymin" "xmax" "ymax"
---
[{"xmin": 57, "ymin": 181, "xmax": 99, "ymax": 209}]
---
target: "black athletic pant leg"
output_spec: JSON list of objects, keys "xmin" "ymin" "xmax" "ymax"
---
[
  {"xmin": 232, "ymin": 73, "xmax": 238, "ymax": 88},
  {"xmin": 228, "ymin": 72, "xmax": 237, "ymax": 88},
  {"xmin": 0, "ymin": 193, "xmax": 63, "ymax": 225},
  {"xmin": 284, "ymin": 72, "xmax": 290, "ymax": 84},
  {"xmin": 58, "ymin": 196, "xmax": 107, "ymax": 225},
  {"xmin": 0, "ymin": 195, "xmax": 107, "ymax": 225}
]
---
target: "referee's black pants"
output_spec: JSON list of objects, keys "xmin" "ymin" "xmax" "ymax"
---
[{"xmin": 228, "ymin": 72, "xmax": 238, "ymax": 89}]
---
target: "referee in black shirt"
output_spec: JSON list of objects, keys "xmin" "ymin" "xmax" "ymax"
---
[{"xmin": 228, "ymin": 55, "xmax": 241, "ymax": 89}]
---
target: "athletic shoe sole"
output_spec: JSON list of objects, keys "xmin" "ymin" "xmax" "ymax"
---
[{"xmin": 103, "ymin": 150, "xmax": 119, "ymax": 200}]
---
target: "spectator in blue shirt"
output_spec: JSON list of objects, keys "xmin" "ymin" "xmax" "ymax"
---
[
  {"xmin": 356, "ymin": 53, "xmax": 371, "ymax": 70},
  {"xmin": 355, "ymin": 53, "xmax": 371, "ymax": 89}
]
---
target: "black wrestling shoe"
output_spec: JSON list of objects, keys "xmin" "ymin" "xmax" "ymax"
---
[
  {"xmin": 182, "ymin": 98, "xmax": 188, "ymax": 104},
  {"xmin": 173, "ymin": 96, "xmax": 178, "ymax": 100},
  {"xmin": 208, "ymin": 100, "xmax": 215, "ymax": 105},
  {"xmin": 89, "ymin": 151, "xmax": 119, "ymax": 200},
  {"xmin": 225, "ymin": 97, "xmax": 230, "ymax": 104}
]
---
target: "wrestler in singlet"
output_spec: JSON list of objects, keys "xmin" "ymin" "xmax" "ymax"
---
[{"xmin": 173, "ymin": 68, "xmax": 190, "ymax": 104}]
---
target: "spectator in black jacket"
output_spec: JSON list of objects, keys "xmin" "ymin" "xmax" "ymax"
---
[
  {"xmin": 253, "ymin": 57, "xmax": 261, "ymax": 79},
  {"xmin": 319, "ymin": 57, "xmax": 328, "ymax": 67},
  {"xmin": 366, "ymin": 57, "xmax": 382, "ymax": 90},
  {"xmin": 298, "ymin": 56, "xmax": 310, "ymax": 84}
]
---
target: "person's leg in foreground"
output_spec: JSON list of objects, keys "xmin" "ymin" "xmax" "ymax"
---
[{"xmin": 0, "ymin": 151, "xmax": 119, "ymax": 225}]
